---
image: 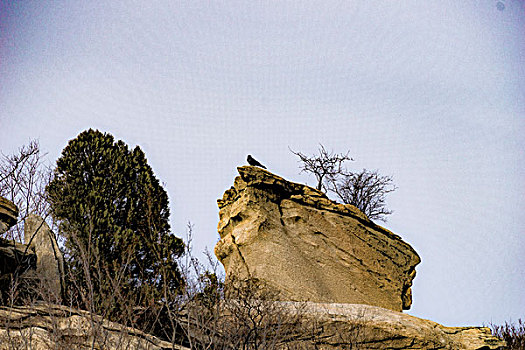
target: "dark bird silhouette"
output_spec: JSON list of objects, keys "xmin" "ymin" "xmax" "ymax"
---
[{"xmin": 247, "ymin": 155, "xmax": 266, "ymax": 169}]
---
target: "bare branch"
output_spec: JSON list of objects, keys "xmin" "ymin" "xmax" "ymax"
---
[
  {"xmin": 290, "ymin": 144, "xmax": 396, "ymax": 222},
  {"xmin": 327, "ymin": 169, "xmax": 397, "ymax": 222},
  {"xmin": 289, "ymin": 144, "xmax": 353, "ymax": 191},
  {"xmin": 0, "ymin": 140, "xmax": 52, "ymax": 242}
]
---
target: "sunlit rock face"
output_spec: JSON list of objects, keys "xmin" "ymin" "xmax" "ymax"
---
[
  {"xmin": 287, "ymin": 301, "xmax": 506, "ymax": 349},
  {"xmin": 0, "ymin": 303, "xmax": 185, "ymax": 350},
  {"xmin": 215, "ymin": 166, "xmax": 420, "ymax": 312},
  {"xmin": 24, "ymin": 214, "xmax": 65, "ymax": 301}
]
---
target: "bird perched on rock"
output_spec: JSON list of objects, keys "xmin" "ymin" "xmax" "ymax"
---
[{"xmin": 247, "ymin": 155, "xmax": 266, "ymax": 169}]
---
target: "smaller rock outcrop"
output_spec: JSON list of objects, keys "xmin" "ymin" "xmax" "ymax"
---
[
  {"xmin": 180, "ymin": 300, "xmax": 505, "ymax": 349},
  {"xmin": 215, "ymin": 166, "xmax": 420, "ymax": 311},
  {"xmin": 24, "ymin": 214, "xmax": 65, "ymax": 301},
  {"xmin": 0, "ymin": 197, "xmax": 37, "ymax": 302},
  {"xmin": 0, "ymin": 303, "xmax": 189, "ymax": 350},
  {"xmin": 1, "ymin": 198, "xmax": 64, "ymax": 303},
  {"xmin": 284, "ymin": 302, "xmax": 505, "ymax": 349}
]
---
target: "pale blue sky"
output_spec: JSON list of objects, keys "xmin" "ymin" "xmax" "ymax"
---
[{"xmin": 1, "ymin": 1, "xmax": 524, "ymax": 327}]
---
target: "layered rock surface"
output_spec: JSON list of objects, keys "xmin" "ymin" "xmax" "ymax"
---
[
  {"xmin": 0, "ymin": 298, "xmax": 505, "ymax": 349},
  {"xmin": 284, "ymin": 301, "xmax": 505, "ymax": 349},
  {"xmin": 0, "ymin": 303, "xmax": 188, "ymax": 350},
  {"xmin": 215, "ymin": 166, "xmax": 420, "ymax": 311}
]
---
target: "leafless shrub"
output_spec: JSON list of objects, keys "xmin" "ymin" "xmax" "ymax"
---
[
  {"xmin": 0, "ymin": 140, "xmax": 53, "ymax": 243},
  {"xmin": 0, "ymin": 249, "xmax": 182, "ymax": 350},
  {"xmin": 0, "ymin": 224, "xmax": 184, "ymax": 349},
  {"xmin": 0, "ymin": 221, "xmax": 377, "ymax": 350},
  {"xmin": 327, "ymin": 169, "xmax": 397, "ymax": 222},
  {"xmin": 289, "ymin": 145, "xmax": 353, "ymax": 191},
  {"xmin": 0, "ymin": 141, "xmax": 60, "ymax": 306},
  {"xmin": 179, "ymin": 278, "xmax": 306, "ymax": 350},
  {"xmin": 290, "ymin": 144, "xmax": 396, "ymax": 222},
  {"xmin": 489, "ymin": 319, "xmax": 525, "ymax": 350}
]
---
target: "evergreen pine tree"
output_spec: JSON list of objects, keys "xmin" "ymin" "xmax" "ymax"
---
[{"xmin": 46, "ymin": 129, "xmax": 184, "ymax": 317}]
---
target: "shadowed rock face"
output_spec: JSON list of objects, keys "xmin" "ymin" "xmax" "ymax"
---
[
  {"xmin": 0, "ymin": 197, "xmax": 37, "ymax": 303},
  {"xmin": 0, "ymin": 197, "xmax": 18, "ymax": 234},
  {"xmin": 215, "ymin": 166, "xmax": 421, "ymax": 311},
  {"xmin": 0, "ymin": 197, "xmax": 36, "ymax": 277},
  {"xmin": 0, "ymin": 197, "xmax": 64, "ymax": 302}
]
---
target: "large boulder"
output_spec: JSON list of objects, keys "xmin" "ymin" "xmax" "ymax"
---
[{"xmin": 215, "ymin": 166, "xmax": 420, "ymax": 311}]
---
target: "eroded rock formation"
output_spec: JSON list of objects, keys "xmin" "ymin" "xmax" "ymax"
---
[
  {"xmin": 213, "ymin": 167, "xmax": 505, "ymax": 349},
  {"xmin": 215, "ymin": 166, "xmax": 420, "ymax": 311}
]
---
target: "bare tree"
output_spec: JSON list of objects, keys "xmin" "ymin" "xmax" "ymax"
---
[
  {"xmin": 0, "ymin": 141, "xmax": 39, "ymax": 184},
  {"xmin": 0, "ymin": 140, "xmax": 52, "ymax": 242},
  {"xmin": 291, "ymin": 145, "xmax": 397, "ymax": 222},
  {"xmin": 327, "ymin": 169, "xmax": 397, "ymax": 222},
  {"xmin": 289, "ymin": 144, "xmax": 353, "ymax": 191}
]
